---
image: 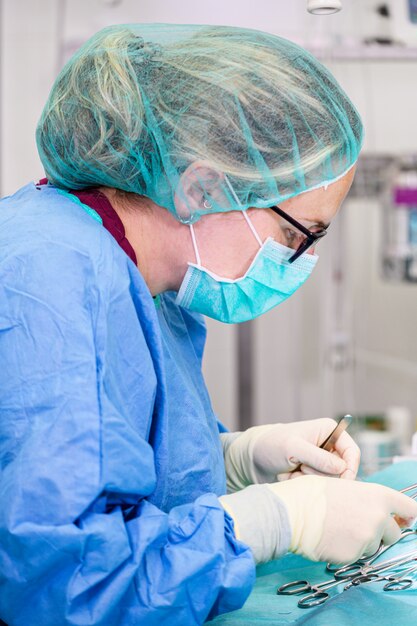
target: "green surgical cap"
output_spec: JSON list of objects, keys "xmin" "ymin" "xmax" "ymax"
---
[{"xmin": 36, "ymin": 23, "xmax": 363, "ymax": 223}]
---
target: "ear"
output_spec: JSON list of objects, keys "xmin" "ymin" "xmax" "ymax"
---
[{"xmin": 174, "ymin": 161, "xmax": 225, "ymax": 221}]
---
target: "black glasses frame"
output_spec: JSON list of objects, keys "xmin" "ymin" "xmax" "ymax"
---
[{"xmin": 270, "ymin": 205, "xmax": 328, "ymax": 263}]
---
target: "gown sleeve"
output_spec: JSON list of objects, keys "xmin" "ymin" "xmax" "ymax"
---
[{"xmin": 0, "ymin": 241, "xmax": 255, "ymax": 626}]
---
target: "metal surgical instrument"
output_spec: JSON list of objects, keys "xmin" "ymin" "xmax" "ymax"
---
[
  {"xmin": 383, "ymin": 564, "xmax": 417, "ymax": 591},
  {"xmin": 289, "ymin": 414, "xmax": 352, "ymax": 475},
  {"xmin": 343, "ymin": 551, "xmax": 417, "ymax": 590},
  {"xmin": 347, "ymin": 564, "xmax": 417, "ymax": 592},
  {"xmin": 339, "ymin": 548, "xmax": 417, "ymax": 583},
  {"xmin": 277, "ymin": 549, "xmax": 417, "ymax": 609},
  {"xmin": 327, "ymin": 529, "xmax": 417, "ymax": 578},
  {"xmin": 400, "ymin": 482, "xmax": 417, "ymax": 499},
  {"xmin": 277, "ymin": 575, "xmax": 350, "ymax": 608},
  {"xmin": 297, "ymin": 550, "xmax": 417, "ymax": 608}
]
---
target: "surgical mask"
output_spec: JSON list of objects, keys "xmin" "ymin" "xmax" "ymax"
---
[{"xmin": 175, "ymin": 205, "xmax": 318, "ymax": 324}]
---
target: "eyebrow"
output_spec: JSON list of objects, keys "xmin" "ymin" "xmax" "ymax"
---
[
  {"xmin": 271, "ymin": 206, "xmax": 330, "ymax": 231},
  {"xmin": 310, "ymin": 220, "xmax": 330, "ymax": 230},
  {"xmin": 297, "ymin": 218, "xmax": 330, "ymax": 231}
]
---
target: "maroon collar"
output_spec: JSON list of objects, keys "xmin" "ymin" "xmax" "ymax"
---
[
  {"xmin": 71, "ymin": 189, "xmax": 138, "ymax": 266},
  {"xmin": 38, "ymin": 179, "xmax": 137, "ymax": 265}
]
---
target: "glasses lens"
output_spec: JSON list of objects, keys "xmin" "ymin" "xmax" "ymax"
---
[
  {"xmin": 271, "ymin": 207, "xmax": 327, "ymax": 262},
  {"xmin": 274, "ymin": 214, "xmax": 308, "ymax": 251}
]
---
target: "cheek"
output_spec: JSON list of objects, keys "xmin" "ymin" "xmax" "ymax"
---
[{"xmin": 248, "ymin": 209, "xmax": 281, "ymax": 242}]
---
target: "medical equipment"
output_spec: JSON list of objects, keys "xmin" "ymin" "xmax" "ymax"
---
[
  {"xmin": 289, "ymin": 414, "xmax": 352, "ymax": 475},
  {"xmin": 383, "ymin": 564, "xmax": 417, "ymax": 591},
  {"xmin": 382, "ymin": 157, "xmax": 417, "ymax": 283},
  {"xmin": 386, "ymin": 1, "xmax": 417, "ymax": 46},
  {"xmin": 328, "ymin": 529, "xmax": 417, "ymax": 579},
  {"xmin": 277, "ymin": 480, "xmax": 417, "ymax": 608},
  {"xmin": 356, "ymin": 430, "xmax": 398, "ymax": 476},
  {"xmin": 346, "ymin": 563, "xmax": 417, "ymax": 592},
  {"xmin": 326, "ymin": 528, "xmax": 417, "ymax": 579},
  {"xmin": 399, "ymin": 480, "xmax": 417, "ymax": 495},
  {"xmin": 325, "ymin": 527, "xmax": 416, "ymax": 573},
  {"xmin": 360, "ymin": 1, "xmax": 417, "ymax": 47},
  {"xmin": 342, "ymin": 550, "xmax": 417, "ymax": 589},
  {"xmin": 386, "ymin": 406, "xmax": 414, "ymax": 455},
  {"xmin": 277, "ymin": 547, "xmax": 417, "ymax": 608},
  {"xmin": 320, "ymin": 414, "xmax": 352, "ymax": 451},
  {"xmin": 306, "ymin": 0, "xmax": 342, "ymax": 15}
]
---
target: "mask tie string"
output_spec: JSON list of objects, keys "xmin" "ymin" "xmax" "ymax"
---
[
  {"xmin": 242, "ymin": 210, "xmax": 263, "ymax": 247},
  {"xmin": 190, "ymin": 175, "xmax": 264, "ymax": 269},
  {"xmin": 189, "ymin": 224, "xmax": 201, "ymax": 266},
  {"xmin": 224, "ymin": 175, "xmax": 263, "ymax": 248}
]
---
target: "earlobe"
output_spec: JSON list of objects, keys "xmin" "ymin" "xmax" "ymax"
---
[{"xmin": 173, "ymin": 160, "xmax": 225, "ymax": 221}]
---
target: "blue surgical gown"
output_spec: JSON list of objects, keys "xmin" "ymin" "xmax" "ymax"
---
[{"xmin": 0, "ymin": 183, "xmax": 255, "ymax": 626}]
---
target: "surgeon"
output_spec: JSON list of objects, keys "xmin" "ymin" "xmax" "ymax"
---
[{"xmin": 0, "ymin": 23, "xmax": 416, "ymax": 626}]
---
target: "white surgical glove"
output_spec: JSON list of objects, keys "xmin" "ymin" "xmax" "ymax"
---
[
  {"xmin": 220, "ymin": 476, "xmax": 417, "ymax": 565},
  {"xmin": 221, "ymin": 418, "xmax": 360, "ymax": 492}
]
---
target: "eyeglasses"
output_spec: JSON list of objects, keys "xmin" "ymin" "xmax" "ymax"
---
[{"xmin": 270, "ymin": 205, "xmax": 328, "ymax": 264}]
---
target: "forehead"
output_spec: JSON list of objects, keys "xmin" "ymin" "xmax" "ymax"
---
[{"xmin": 278, "ymin": 168, "xmax": 356, "ymax": 225}]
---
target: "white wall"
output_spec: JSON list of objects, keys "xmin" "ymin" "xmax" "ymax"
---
[
  {"xmin": 1, "ymin": 0, "xmax": 417, "ymax": 431},
  {"xmin": 0, "ymin": 0, "xmax": 60, "ymax": 192}
]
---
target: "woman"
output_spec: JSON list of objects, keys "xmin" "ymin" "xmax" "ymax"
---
[{"xmin": 0, "ymin": 23, "xmax": 415, "ymax": 626}]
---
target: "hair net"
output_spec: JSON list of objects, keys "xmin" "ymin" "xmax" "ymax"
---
[{"xmin": 36, "ymin": 23, "xmax": 363, "ymax": 223}]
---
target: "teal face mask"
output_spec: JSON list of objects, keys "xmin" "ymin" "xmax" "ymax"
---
[{"xmin": 175, "ymin": 210, "xmax": 318, "ymax": 324}]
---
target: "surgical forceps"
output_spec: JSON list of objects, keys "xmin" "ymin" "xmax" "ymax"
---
[
  {"xmin": 327, "ymin": 528, "xmax": 417, "ymax": 578},
  {"xmin": 277, "ymin": 574, "xmax": 349, "ymax": 608},
  {"xmin": 337, "ymin": 548, "xmax": 417, "ymax": 583},
  {"xmin": 289, "ymin": 414, "xmax": 352, "ymax": 475},
  {"xmin": 383, "ymin": 564, "xmax": 417, "ymax": 591},
  {"xmin": 347, "ymin": 563, "xmax": 417, "ymax": 592},
  {"xmin": 277, "ymin": 549, "xmax": 417, "ymax": 609},
  {"xmin": 400, "ymin": 481, "xmax": 417, "ymax": 499},
  {"xmin": 342, "ymin": 551, "xmax": 417, "ymax": 590}
]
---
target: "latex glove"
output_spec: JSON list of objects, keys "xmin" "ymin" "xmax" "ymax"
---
[
  {"xmin": 221, "ymin": 419, "xmax": 360, "ymax": 493},
  {"xmin": 220, "ymin": 476, "xmax": 417, "ymax": 565},
  {"xmin": 267, "ymin": 475, "xmax": 417, "ymax": 564},
  {"xmin": 220, "ymin": 484, "xmax": 292, "ymax": 564}
]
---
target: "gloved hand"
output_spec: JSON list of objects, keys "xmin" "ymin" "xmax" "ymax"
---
[
  {"xmin": 220, "ymin": 475, "xmax": 417, "ymax": 565},
  {"xmin": 221, "ymin": 419, "xmax": 360, "ymax": 493},
  {"xmin": 267, "ymin": 476, "xmax": 417, "ymax": 564}
]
